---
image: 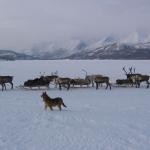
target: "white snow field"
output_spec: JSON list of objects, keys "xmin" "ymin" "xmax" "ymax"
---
[{"xmin": 0, "ymin": 60, "xmax": 150, "ymax": 150}]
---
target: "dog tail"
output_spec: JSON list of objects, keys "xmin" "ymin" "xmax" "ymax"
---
[{"xmin": 62, "ymin": 102, "xmax": 67, "ymax": 108}]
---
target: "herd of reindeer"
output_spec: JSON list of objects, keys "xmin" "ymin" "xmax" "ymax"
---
[{"xmin": 0, "ymin": 67, "xmax": 150, "ymax": 91}]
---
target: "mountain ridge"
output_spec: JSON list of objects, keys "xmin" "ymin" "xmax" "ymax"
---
[{"xmin": 1, "ymin": 33, "xmax": 150, "ymax": 60}]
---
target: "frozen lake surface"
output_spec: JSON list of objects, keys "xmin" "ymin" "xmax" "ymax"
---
[{"xmin": 0, "ymin": 60, "xmax": 150, "ymax": 150}]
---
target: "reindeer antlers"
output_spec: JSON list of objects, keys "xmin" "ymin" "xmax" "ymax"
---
[
  {"xmin": 129, "ymin": 66, "xmax": 136, "ymax": 74},
  {"xmin": 122, "ymin": 66, "xmax": 135, "ymax": 74},
  {"xmin": 129, "ymin": 67, "xmax": 132, "ymax": 74},
  {"xmin": 82, "ymin": 69, "xmax": 88, "ymax": 76},
  {"xmin": 51, "ymin": 70, "xmax": 58, "ymax": 75},
  {"xmin": 122, "ymin": 66, "xmax": 127, "ymax": 74}
]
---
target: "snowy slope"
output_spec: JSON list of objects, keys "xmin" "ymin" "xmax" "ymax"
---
[
  {"xmin": 120, "ymin": 32, "xmax": 143, "ymax": 45},
  {"xmin": 31, "ymin": 40, "xmax": 87, "ymax": 59},
  {"xmin": 144, "ymin": 35, "xmax": 150, "ymax": 43},
  {"xmin": 0, "ymin": 60, "xmax": 150, "ymax": 150},
  {"xmin": 87, "ymin": 36, "xmax": 117, "ymax": 50}
]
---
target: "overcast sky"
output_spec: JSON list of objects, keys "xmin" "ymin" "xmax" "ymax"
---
[{"xmin": 0, "ymin": 0, "xmax": 150, "ymax": 50}]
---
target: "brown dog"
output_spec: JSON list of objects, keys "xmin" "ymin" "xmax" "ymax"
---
[{"xmin": 41, "ymin": 92, "xmax": 67, "ymax": 111}]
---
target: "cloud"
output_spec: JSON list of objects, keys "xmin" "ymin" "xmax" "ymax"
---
[{"xmin": 0, "ymin": 0, "xmax": 150, "ymax": 50}]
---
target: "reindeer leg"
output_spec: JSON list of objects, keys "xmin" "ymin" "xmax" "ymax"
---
[
  {"xmin": 4, "ymin": 83, "xmax": 6, "ymax": 90},
  {"xmin": 105, "ymin": 83, "xmax": 108, "ymax": 89},
  {"xmin": 109, "ymin": 83, "xmax": 111, "ymax": 90},
  {"xmin": 135, "ymin": 81, "xmax": 137, "ymax": 88},
  {"xmin": 138, "ymin": 82, "xmax": 140, "ymax": 88},
  {"xmin": 55, "ymin": 82, "xmax": 58, "ymax": 88},
  {"xmin": 92, "ymin": 81, "xmax": 94, "ymax": 87},
  {"xmin": 96, "ymin": 83, "xmax": 98, "ymax": 90},
  {"xmin": 47, "ymin": 83, "xmax": 50, "ymax": 90},
  {"xmin": 1, "ymin": 84, "xmax": 3, "ymax": 91},
  {"xmin": 10, "ymin": 82, "xmax": 13, "ymax": 89},
  {"xmin": 49, "ymin": 82, "xmax": 51, "ymax": 89},
  {"xmin": 67, "ymin": 83, "xmax": 70, "ymax": 90},
  {"xmin": 146, "ymin": 81, "xmax": 149, "ymax": 88},
  {"xmin": 135, "ymin": 84, "xmax": 137, "ymax": 88},
  {"xmin": 59, "ymin": 84, "xmax": 62, "ymax": 90},
  {"xmin": 136, "ymin": 81, "xmax": 140, "ymax": 88}
]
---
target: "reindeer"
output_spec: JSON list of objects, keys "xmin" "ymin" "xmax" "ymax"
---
[
  {"xmin": 70, "ymin": 78, "xmax": 91, "ymax": 88},
  {"xmin": 24, "ymin": 76, "xmax": 50, "ymax": 89},
  {"xmin": 116, "ymin": 79, "xmax": 133, "ymax": 86},
  {"xmin": 94, "ymin": 76, "xmax": 111, "ymax": 90},
  {"xmin": 122, "ymin": 67, "xmax": 149, "ymax": 88},
  {"xmin": 55, "ymin": 77, "xmax": 71, "ymax": 90},
  {"xmin": 134, "ymin": 74, "xmax": 149, "ymax": 88},
  {"xmin": 41, "ymin": 75, "xmax": 58, "ymax": 88},
  {"xmin": 0, "ymin": 76, "xmax": 13, "ymax": 90},
  {"xmin": 82, "ymin": 69, "xmax": 103, "ymax": 87},
  {"xmin": 122, "ymin": 66, "xmax": 140, "ymax": 87}
]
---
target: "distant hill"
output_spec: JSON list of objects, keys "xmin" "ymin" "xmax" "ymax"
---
[
  {"xmin": 67, "ymin": 43, "xmax": 150, "ymax": 60},
  {"xmin": 0, "ymin": 50, "xmax": 37, "ymax": 60}
]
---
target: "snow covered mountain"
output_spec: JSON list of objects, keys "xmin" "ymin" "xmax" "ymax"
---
[
  {"xmin": 30, "ymin": 39, "xmax": 87, "ymax": 59},
  {"xmin": 0, "ymin": 50, "xmax": 36, "ymax": 60},
  {"xmin": 2, "ymin": 32, "xmax": 150, "ymax": 60},
  {"xmin": 67, "ymin": 33, "xmax": 150, "ymax": 60},
  {"xmin": 28, "ymin": 33, "xmax": 150, "ymax": 59}
]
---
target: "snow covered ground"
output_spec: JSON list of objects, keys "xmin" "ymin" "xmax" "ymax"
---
[{"xmin": 0, "ymin": 60, "xmax": 150, "ymax": 150}]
